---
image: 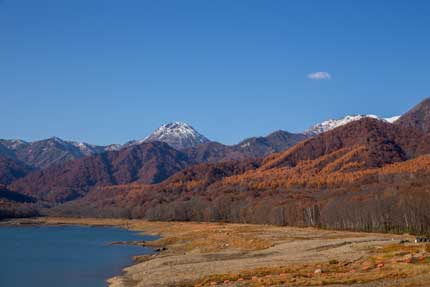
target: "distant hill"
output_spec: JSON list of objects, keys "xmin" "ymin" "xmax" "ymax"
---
[
  {"xmin": 234, "ymin": 130, "xmax": 308, "ymax": 158},
  {"xmin": 183, "ymin": 130, "xmax": 308, "ymax": 163},
  {"xmin": 0, "ymin": 137, "xmax": 107, "ymax": 169},
  {"xmin": 10, "ymin": 142, "xmax": 193, "ymax": 203}
]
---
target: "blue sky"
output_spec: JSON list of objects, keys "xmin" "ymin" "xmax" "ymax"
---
[{"xmin": 1, "ymin": 0, "xmax": 429, "ymax": 145}]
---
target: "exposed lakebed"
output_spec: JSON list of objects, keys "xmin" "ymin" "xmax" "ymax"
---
[{"xmin": 0, "ymin": 225, "xmax": 158, "ymax": 287}]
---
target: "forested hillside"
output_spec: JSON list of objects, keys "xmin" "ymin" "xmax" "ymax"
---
[{"xmin": 48, "ymin": 100, "xmax": 430, "ymax": 234}]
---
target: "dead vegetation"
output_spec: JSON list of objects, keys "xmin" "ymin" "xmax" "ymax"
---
[{"xmin": 193, "ymin": 243, "xmax": 430, "ymax": 287}]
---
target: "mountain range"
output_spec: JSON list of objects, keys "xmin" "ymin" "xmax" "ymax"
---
[
  {"xmin": 42, "ymin": 98, "xmax": 430, "ymax": 233},
  {"xmin": 2, "ymin": 98, "xmax": 430, "ymax": 234},
  {"xmin": 0, "ymin": 113, "xmax": 399, "ymax": 173}
]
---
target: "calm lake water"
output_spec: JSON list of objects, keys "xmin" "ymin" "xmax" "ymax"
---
[{"xmin": 0, "ymin": 225, "xmax": 158, "ymax": 287}]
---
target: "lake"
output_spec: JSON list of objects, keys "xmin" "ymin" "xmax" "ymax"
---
[{"xmin": 0, "ymin": 225, "xmax": 158, "ymax": 287}]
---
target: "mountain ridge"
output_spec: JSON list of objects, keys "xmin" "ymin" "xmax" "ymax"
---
[{"xmin": 0, "ymin": 111, "xmax": 401, "ymax": 170}]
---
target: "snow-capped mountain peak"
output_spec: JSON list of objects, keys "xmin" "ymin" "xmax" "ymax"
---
[
  {"xmin": 305, "ymin": 114, "xmax": 400, "ymax": 135},
  {"xmin": 142, "ymin": 122, "xmax": 209, "ymax": 150}
]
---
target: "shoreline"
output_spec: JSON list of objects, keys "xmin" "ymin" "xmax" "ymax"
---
[
  {"xmin": 0, "ymin": 217, "xmax": 164, "ymax": 287},
  {"xmin": 3, "ymin": 217, "xmax": 430, "ymax": 287}
]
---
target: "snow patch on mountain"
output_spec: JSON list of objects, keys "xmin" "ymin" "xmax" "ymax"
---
[
  {"xmin": 69, "ymin": 141, "xmax": 105, "ymax": 156},
  {"xmin": 385, "ymin": 115, "xmax": 401, "ymax": 123},
  {"xmin": 305, "ymin": 114, "xmax": 400, "ymax": 135}
]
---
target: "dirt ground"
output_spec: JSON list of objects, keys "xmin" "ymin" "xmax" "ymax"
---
[{"xmin": 5, "ymin": 217, "xmax": 430, "ymax": 287}]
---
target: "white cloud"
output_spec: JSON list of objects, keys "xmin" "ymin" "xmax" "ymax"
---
[{"xmin": 308, "ymin": 72, "xmax": 332, "ymax": 80}]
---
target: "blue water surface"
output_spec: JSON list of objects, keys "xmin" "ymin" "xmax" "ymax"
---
[{"xmin": 0, "ymin": 225, "xmax": 158, "ymax": 287}]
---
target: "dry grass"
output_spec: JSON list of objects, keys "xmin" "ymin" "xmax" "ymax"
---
[{"xmin": 192, "ymin": 243, "xmax": 430, "ymax": 287}]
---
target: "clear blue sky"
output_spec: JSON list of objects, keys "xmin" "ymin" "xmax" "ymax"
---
[{"xmin": 1, "ymin": 0, "xmax": 429, "ymax": 145}]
